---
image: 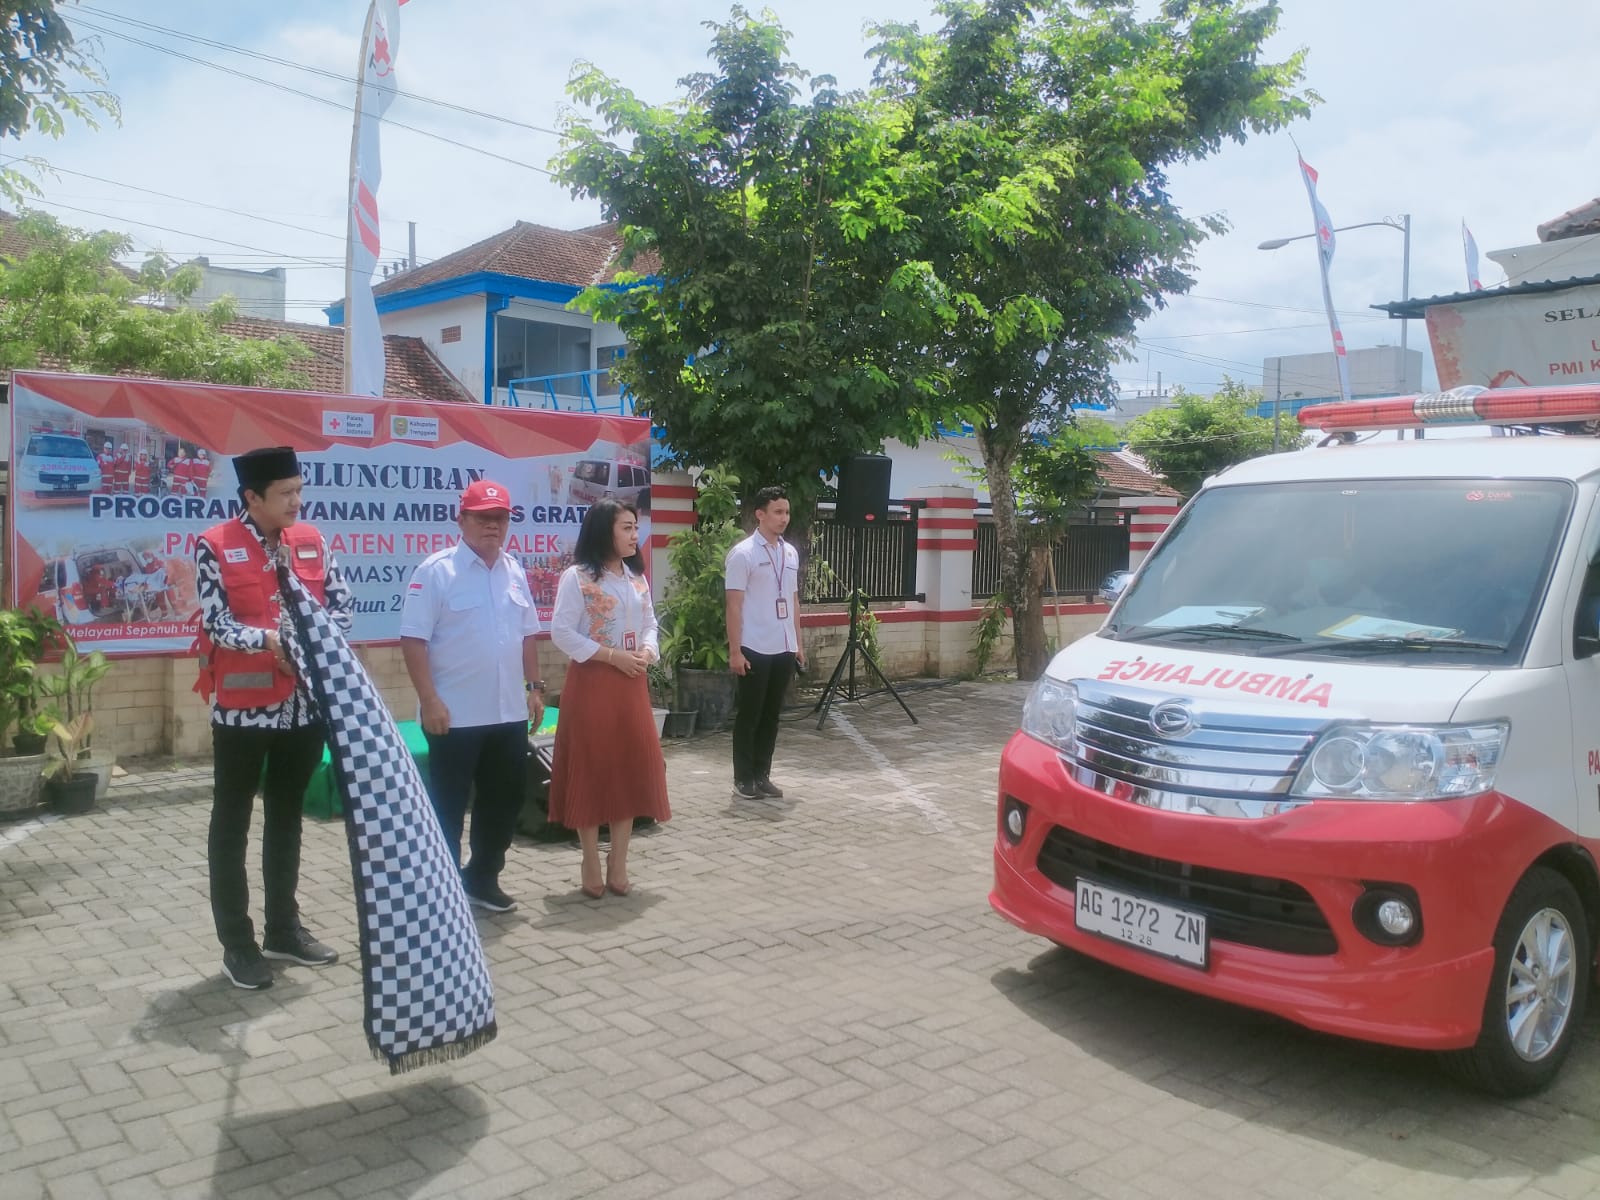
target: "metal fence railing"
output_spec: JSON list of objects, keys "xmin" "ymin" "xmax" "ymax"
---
[
  {"xmin": 806, "ymin": 501, "xmax": 921, "ymax": 603},
  {"xmin": 971, "ymin": 516, "xmax": 1129, "ymax": 601}
]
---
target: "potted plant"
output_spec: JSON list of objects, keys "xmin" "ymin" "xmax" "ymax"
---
[
  {"xmin": 0, "ymin": 608, "xmax": 56, "ymax": 816},
  {"xmin": 41, "ymin": 712, "xmax": 96, "ymax": 814},
  {"xmin": 658, "ymin": 471, "xmax": 744, "ymax": 732},
  {"xmin": 648, "ymin": 660, "xmax": 697, "ymax": 739},
  {"xmin": 35, "ymin": 640, "xmax": 114, "ymax": 801},
  {"xmin": 0, "ymin": 607, "xmax": 60, "ymax": 755}
]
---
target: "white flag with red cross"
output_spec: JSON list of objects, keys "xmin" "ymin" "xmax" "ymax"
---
[{"xmin": 345, "ymin": 0, "xmax": 406, "ymax": 397}]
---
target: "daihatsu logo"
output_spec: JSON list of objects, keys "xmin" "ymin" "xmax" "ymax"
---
[{"xmin": 1149, "ymin": 700, "xmax": 1195, "ymax": 738}]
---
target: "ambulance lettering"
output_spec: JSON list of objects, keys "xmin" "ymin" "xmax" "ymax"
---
[{"xmin": 1095, "ymin": 660, "xmax": 1332, "ymax": 707}]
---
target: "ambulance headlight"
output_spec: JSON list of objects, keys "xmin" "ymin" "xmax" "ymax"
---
[
  {"xmin": 1292, "ymin": 722, "xmax": 1508, "ymax": 801},
  {"xmin": 1021, "ymin": 678, "xmax": 1078, "ymax": 753}
]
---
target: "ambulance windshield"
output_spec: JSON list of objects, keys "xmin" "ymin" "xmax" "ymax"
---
[{"xmin": 1108, "ymin": 478, "xmax": 1574, "ymax": 666}]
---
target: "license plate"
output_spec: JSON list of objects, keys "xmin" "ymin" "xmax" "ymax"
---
[{"xmin": 1074, "ymin": 878, "xmax": 1208, "ymax": 968}]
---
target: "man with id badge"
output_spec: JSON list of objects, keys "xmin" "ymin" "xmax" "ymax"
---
[
  {"xmin": 195, "ymin": 446, "xmax": 354, "ymax": 989},
  {"xmin": 725, "ymin": 485, "xmax": 805, "ymax": 800}
]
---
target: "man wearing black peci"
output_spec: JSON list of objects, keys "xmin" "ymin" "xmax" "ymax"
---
[{"xmin": 194, "ymin": 446, "xmax": 354, "ymax": 990}]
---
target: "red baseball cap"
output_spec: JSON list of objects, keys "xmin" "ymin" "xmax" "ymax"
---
[{"xmin": 461, "ymin": 480, "xmax": 513, "ymax": 512}]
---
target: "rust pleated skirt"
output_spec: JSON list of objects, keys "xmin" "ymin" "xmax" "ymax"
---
[{"xmin": 548, "ymin": 658, "xmax": 671, "ymax": 828}]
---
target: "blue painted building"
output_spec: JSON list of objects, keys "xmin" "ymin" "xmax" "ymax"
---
[{"xmin": 325, "ymin": 220, "xmax": 645, "ymax": 412}]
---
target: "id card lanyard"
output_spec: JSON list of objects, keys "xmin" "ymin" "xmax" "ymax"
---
[{"xmin": 764, "ymin": 539, "xmax": 792, "ymax": 640}]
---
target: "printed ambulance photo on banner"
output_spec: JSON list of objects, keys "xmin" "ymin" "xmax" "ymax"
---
[
  {"xmin": 30, "ymin": 540, "xmax": 194, "ymax": 629},
  {"xmin": 562, "ymin": 441, "xmax": 652, "ymax": 512},
  {"xmin": 13, "ymin": 396, "xmax": 215, "ymax": 508}
]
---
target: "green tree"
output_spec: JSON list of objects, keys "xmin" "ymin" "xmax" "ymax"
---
[
  {"xmin": 556, "ymin": 7, "xmax": 932, "ymax": 517},
  {"xmin": 1125, "ymin": 378, "xmax": 1287, "ymax": 497},
  {"xmin": 0, "ymin": 211, "xmax": 311, "ymax": 386},
  {"xmin": 870, "ymin": 0, "xmax": 1313, "ymax": 678},
  {"xmin": 1, "ymin": 2, "xmax": 120, "ymax": 202}
]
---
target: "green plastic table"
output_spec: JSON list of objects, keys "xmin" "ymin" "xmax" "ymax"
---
[{"xmin": 302, "ymin": 708, "xmax": 558, "ymax": 820}]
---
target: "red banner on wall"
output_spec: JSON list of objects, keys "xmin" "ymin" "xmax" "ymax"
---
[{"xmin": 8, "ymin": 371, "xmax": 653, "ymax": 655}]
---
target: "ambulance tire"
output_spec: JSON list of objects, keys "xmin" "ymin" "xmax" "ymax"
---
[{"xmin": 1443, "ymin": 867, "xmax": 1589, "ymax": 1097}]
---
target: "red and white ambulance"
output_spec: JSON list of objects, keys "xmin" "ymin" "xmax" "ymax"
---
[{"xmin": 992, "ymin": 385, "xmax": 1600, "ymax": 1095}]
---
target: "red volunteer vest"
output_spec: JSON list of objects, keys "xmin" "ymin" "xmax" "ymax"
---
[
  {"xmin": 112, "ymin": 455, "xmax": 133, "ymax": 485},
  {"xmin": 95, "ymin": 453, "xmax": 116, "ymax": 492},
  {"xmin": 190, "ymin": 460, "xmax": 211, "ymax": 491},
  {"xmin": 195, "ymin": 519, "xmax": 327, "ymax": 709},
  {"xmin": 132, "ymin": 463, "xmax": 152, "ymax": 492}
]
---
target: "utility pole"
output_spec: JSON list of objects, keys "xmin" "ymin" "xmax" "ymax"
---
[{"xmin": 1272, "ymin": 358, "xmax": 1282, "ymax": 452}]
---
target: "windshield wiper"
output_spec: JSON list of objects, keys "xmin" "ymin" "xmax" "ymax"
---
[
  {"xmin": 1255, "ymin": 635, "xmax": 1508, "ymax": 658},
  {"xmin": 1115, "ymin": 623, "xmax": 1304, "ymax": 645}
]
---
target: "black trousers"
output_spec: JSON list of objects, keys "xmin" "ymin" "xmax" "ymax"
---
[
  {"xmin": 209, "ymin": 723, "xmax": 327, "ymax": 952},
  {"xmin": 733, "ymin": 647, "xmax": 794, "ymax": 784},
  {"xmin": 423, "ymin": 721, "xmax": 528, "ymax": 891}
]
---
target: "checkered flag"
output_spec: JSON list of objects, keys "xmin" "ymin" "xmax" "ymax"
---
[{"xmin": 280, "ymin": 568, "xmax": 496, "ymax": 1073}]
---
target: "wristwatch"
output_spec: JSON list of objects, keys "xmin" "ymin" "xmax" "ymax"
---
[{"xmin": 525, "ymin": 680, "xmax": 546, "ymax": 693}]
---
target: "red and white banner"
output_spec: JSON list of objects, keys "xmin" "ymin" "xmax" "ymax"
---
[
  {"xmin": 344, "ymin": 0, "xmax": 405, "ymax": 396},
  {"xmin": 1425, "ymin": 285, "xmax": 1600, "ymax": 391},
  {"xmin": 1297, "ymin": 155, "xmax": 1352, "ymax": 405},
  {"xmin": 8, "ymin": 371, "xmax": 652, "ymax": 655}
]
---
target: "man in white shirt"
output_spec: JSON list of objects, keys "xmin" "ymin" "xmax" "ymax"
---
[
  {"xmin": 399, "ymin": 479, "xmax": 546, "ymax": 913},
  {"xmin": 725, "ymin": 485, "xmax": 805, "ymax": 800}
]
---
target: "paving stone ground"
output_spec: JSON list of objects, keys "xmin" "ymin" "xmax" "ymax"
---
[{"xmin": 5, "ymin": 678, "xmax": 1600, "ymax": 1199}]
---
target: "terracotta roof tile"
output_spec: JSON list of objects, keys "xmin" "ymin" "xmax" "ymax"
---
[
  {"xmin": 220, "ymin": 316, "xmax": 476, "ymax": 402},
  {"xmin": 1093, "ymin": 450, "xmax": 1181, "ymax": 498},
  {"xmin": 374, "ymin": 219, "xmax": 660, "ymax": 295}
]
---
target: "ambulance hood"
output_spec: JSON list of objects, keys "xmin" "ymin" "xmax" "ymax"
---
[{"xmin": 1050, "ymin": 634, "xmax": 1488, "ymax": 724}]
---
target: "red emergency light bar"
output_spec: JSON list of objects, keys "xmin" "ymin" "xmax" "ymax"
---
[{"xmin": 1297, "ymin": 384, "xmax": 1600, "ymax": 432}]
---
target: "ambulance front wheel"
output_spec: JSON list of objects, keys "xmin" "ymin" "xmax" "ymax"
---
[{"xmin": 1444, "ymin": 866, "xmax": 1589, "ymax": 1097}]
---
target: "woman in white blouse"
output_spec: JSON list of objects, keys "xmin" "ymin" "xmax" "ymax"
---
[{"xmin": 548, "ymin": 498, "xmax": 671, "ymax": 897}]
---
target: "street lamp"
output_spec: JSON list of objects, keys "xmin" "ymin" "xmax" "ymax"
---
[{"xmin": 1259, "ymin": 215, "xmax": 1412, "ymax": 392}]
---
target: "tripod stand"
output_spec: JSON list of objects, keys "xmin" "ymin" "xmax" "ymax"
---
[{"xmin": 812, "ymin": 524, "xmax": 917, "ymax": 729}]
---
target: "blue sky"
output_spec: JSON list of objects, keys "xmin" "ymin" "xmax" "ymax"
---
[{"xmin": 16, "ymin": 1, "xmax": 1600, "ymax": 398}]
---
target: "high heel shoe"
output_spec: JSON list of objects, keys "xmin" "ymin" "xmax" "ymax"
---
[
  {"xmin": 581, "ymin": 883, "xmax": 606, "ymax": 900},
  {"xmin": 606, "ymin": 853, "xmax": 630, "ymax": 897}
]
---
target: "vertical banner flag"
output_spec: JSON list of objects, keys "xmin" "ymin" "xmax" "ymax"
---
[
  {"xmin": 344, "ymin": 0, "xmax": 404, "ymax": 397},
  {"xmin": 1462, "ymin": 221, "xmax": 1484, "ymax": 292},
  {"xmin": 1297, "ymin": 155, "xmax": 1351, "ymax": 405}
]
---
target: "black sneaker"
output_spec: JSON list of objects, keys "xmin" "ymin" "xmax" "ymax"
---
[
  {"xmin": 465, "ymin": 883, "xmax": 517, "ymax": 913},
  {"xmin": 755, "ymin": 778, "xmax": 784, "ymax": 799},
  {"xmin": 222, "ymin": 945, "xmax": 273, "ymax": 990},
  {"xmin": 262, "ymin": 927, "xmax": 339, "ymax": 967},
  {"xmin": 732, "ymin": 779, "xmax": 761, "ymax": 800}
]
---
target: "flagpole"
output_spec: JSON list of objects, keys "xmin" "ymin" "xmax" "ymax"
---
[{"xmin": 342, "ymin": 2, "xmax": 378, "ymax": 395}]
